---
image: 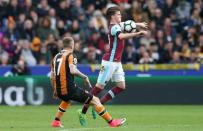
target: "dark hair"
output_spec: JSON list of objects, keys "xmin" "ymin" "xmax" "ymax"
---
[
  {"xmin": 106, "ymin": 6, "xmax": 121, "ymax": 21},
  {"xmin": 63, "ymin": 37, "xmax": 74, "ymax": 48}
]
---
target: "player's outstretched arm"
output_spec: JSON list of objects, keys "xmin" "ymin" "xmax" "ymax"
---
[
  {"xmin": 69, "ymin": 64, "xmax": 92, "ymax": 88},
  {"xmin": 118, "ymin": 30, "xmax": 148, "ymax": 40},
  {"xmin": 135, "ymin": 22, "xmax": 148, "ymax": 29}
]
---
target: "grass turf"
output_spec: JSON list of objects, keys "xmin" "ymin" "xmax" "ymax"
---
[{"xmin": 0, "ymin": 105, "xmax": 203, "ymax": 131}]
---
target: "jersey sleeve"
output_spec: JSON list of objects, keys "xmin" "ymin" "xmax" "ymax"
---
[
  {"xmin": 68, "ymin": 54, "xmax": 74, "ymax": 65},
  {"xmin": 111, "ymin": 24, "xmax": 122, "ymax": 37},
  {"xmin": 68, "ymin": 53, "xmax": 77, "ymax": 65}
]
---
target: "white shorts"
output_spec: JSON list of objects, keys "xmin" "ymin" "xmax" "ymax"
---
[{"xmin": 97, "ymin": 60, "xmax": 125, "ymax": 86}]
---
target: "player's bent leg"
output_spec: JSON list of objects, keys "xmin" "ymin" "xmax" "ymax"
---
[
  {"xmin": 77, "ymin": 108, "xmax": 87, "ymax": 126},
  {"xmin": 100, "ymin": 81, "xmax": 125, "ymax": 104},
  {"xmin": 90, "ymin": 96, "xmax": 126, "ymax": 127},
  {"xmin": 73, "ymin": 87, "xmax": 94, "ymax": 126},
  {"xmin": 116, "ymin": 81, "xmax": 126, "ymax": 90},
  {"xmin": 100, "ymin": 64, "xmax": 125, "ymax": 104},
  {"xmin": 81, "ymin": 83, "xmax": 104, "ymax": 116},
  {"xmin": 91, "ymin": 83, "xmax": 105, "ymax": 119},
  {"xmin": 51, "ymin": 101, "xmax": 71, "ymax": 128}
]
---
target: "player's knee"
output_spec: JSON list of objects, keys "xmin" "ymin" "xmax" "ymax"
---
[
  {"xmin": 90, "ymin": 96, "xmax": 101, "ymax": 106},
  {"xmin": 117, "ymin": 82, "xmax": 126, "ymax": 90},
  {"xmin": 96, "ymin": 83, "xmax": 105, "ymax": 89},
  {"xmin": 121, "ymin": 84, "xmax": 126, "ymax": 90}
]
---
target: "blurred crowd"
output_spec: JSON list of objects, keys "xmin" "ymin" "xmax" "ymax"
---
[{"xmin": 0, "ymin": 0, "xmax": 203, "ymax": 67}]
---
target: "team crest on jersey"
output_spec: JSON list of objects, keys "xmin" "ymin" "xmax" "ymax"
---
[
  {"xmin": 73, "ymin": 58, "xmax": 77, "ymax": 65},
  {"xmin": 100, "ymin": 66, "xmax": 105, "ymax": 73}
]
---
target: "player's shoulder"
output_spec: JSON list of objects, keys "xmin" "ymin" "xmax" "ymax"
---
[
  {"xmin": 110, "ymin": 24, "xmax": 122, "ymax": 36},
  {"xmin": 111, "ymin": 24, "xmax": 122, "ymax": 31},
  {"xmin": 68, "ymin": 53, "xmax": 77, "ymax": 65}
]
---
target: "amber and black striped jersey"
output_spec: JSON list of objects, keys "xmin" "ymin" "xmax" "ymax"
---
[{"xmin": 50, "ymin": 50, "xmax": 77, "ymax": 96}]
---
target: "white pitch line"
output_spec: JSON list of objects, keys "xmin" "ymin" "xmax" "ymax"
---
[
  {"xmin": 59, "ymin": 124, "xmax": 201, "ymax": 131},
  {"xmin": 59, "ymin": 126, "xmax": 110, "ymax": 131}
]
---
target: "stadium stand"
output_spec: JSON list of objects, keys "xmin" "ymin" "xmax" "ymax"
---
[{"xmin": 0, "ymin": 0, "xmax": 203, "ymax": 66}]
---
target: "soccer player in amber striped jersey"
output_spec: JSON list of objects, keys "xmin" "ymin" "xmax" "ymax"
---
[
  {"xmin": 50, "ymin": 37, "xmax": 126, "ymax": 128},
  {"xmin": 79, "ymin": 6, "xmax": 148, "ymax": 125}
]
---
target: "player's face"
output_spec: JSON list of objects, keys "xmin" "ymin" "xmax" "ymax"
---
[{"xmin": 114, "ymin": 11, "xmax": 122, "ymax": 23}]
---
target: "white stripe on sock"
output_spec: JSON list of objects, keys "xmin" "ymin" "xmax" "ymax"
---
[{"xmin": 108, "ymin": 90, "xmax": 115, "ymax": 98}]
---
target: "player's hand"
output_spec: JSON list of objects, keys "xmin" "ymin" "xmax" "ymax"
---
[
  {"xmin": 84, "ymin": 76, "xmax": 92, "ymax": 89},
  {"xmin": 53, "ymin": 90, "xmax": 59, "ymax": 99},
  {"xmin": 139, "ymin": 22, "xmax": 148, "ymax": 29},
  {"xmin": 139, "ymin": 30, "xmax": 148, "ymax": 36}
]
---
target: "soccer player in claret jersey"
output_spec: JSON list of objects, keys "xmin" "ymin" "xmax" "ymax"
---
[
  {"xmin": 78, "ymin": 6, "xmax": 148, "ymax": 126},
  {"xmin": 50, "ymin": 37, "xmax": 126, "ymax": 128}
]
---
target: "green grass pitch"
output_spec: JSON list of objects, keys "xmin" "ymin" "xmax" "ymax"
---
[{"xmin": 0, "ymin": 105, "xmax": 203, "ymax": 131}]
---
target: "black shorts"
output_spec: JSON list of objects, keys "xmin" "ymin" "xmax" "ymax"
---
[{"xmin": 58, "ymin": 85, "xmax": 93, "ymax": 104}]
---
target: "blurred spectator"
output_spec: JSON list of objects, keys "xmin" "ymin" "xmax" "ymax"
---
[
  {"xmin": 92, "ymin": 10, "xmax": 108, "ymax": 33},
  {"xmin": 84, "ymin": 18, "xmax": 97, "ymax": 39},
  {"xmin": 0, "ymin": 44, "xmax": 7, "ymax": 56},
  {"xmin": 199, "ymin": 33, "xmax": 203, "ymax": 52},
  {"xmin": 16, "ymin": 13, "xmax": 26, "ymax": 30},
  {"xmin": 156, "ymin": 29, "xmax": 165, "ymax": 53},
  {"xmin": 74, "ymin": 41, "xmax": 83, "ymax": 63},
  {"xmin": 20, "ymin": 40, "xmax": 37, "ymax": 66},
  {"xmin": 4, "ymin": 16, "xmax": 20, "ymax": 42},
  {"xmin": 145, "ymin": 0, "xmax": 157, "ymax": 19},
  {"xmin": 149, "ymin": 20, "xmax": 156, "ymax": 38},
  {"xmin": 163, "ymin": 0, "xmax": 176, "ymax": 18},
  {"xmin": 0, "ymin": 0, "xmax": 202, "ymax": 65},
  {"xmin": 187, "ymin": 26, "xmax": 199, "ymax": 48},
  {"xmin": 81, "ymin": 46, "xmax": 100, "ymax": 64},
  {"xmin": 9, "ymin": 59, "xmax": 31, "ymax": 76},
  {"xmin": 45, "ymin": 34, "xmax": 58, "ymax": 63},
  {"xmin": 6, "ymin": 0, "xmax": 20, "ymax": 19},
  {"xmin": 37, "ymin": 17, "xmax": 57, "ymax": 42},
  {"xmin": 163, "ymin": 18, "xmax": 177, "ymax": 42},
  {"xmin": 139, "ymin": 30, "xmax": 155, "ymax": 49},
  {"xmin": 69, "ymin": 19, "xmax": 85, "ymax": 42},
  {"xmin": 154, "ymin": 8, "xmax": 164, "ymax": 28},
  {"xmin": 78, "ymin": 10, "xmax": 89, "ymax": 34},
  {"xmin": 170, "ymin": 10, "xmax": 181, "ymax": 33},
  {"xmin": 29, "ymin": 10, "xmax": 39, "ymax": 27},
  {"xmin": 49, "ymin": 8, "xmax": 57, "ymax": 30},
  {"xmin": 188, "ymin": 49, "xmax": 198, "ymax": 63},
  {"xmin": 57, "ymin": 20, "xmax": 66, "ymax": 37},
  {"xmin": 139, "ymin": 51, "xmax": 154, "ymax": 64},
  {"xmin": 0, "ymin": 52, "xmax": 9, "ymax": 66},
  {"xmin": 87, "ymin": 30, "xmax": 105, "ymax": 52},
  {"xmin": 20, "ymin": 19, "xmax": 36, "ymax": 41},
  {"xmin": 85, "ymin": 4, "xmax": 95, "ymax": 20},
  {"xmin": 170, "ymin": 51, "xmax": 183, "ymax": 64},
  {"xmin": 176, "ymin": 0, "xmax": 191, "ymax": 20},
  {"xmin": 189, "ymin": 6, "xmax": 202, "ymax": 26},
  {"xmin": 127, "ymin": 0, "xmax": 143, "ymax": 22},
  {"xmin": 38, "ymin": 57, "xmax": 47, "ymax": 65},
  {"xmin": 24, "ymin": 0, "xmax": 34, "ymax": 16},
  {"xmin": 36, "ymin": 0, "xmax": 50, "ymax": 17},
  {"xmin": 149, "ymin": 42, "xmax": 159, "ymax": 63},
  {"xmin": 1, "ymin": 35, "xmax": 14, "ymax": 57},
  {"xmin": 0, "ymin": 0, "xmax": 7, "ymax": 20},
  {"xmin": 180, "ymin": 41, "xmax": 191, "ymax": 62},
  {"xmin": 90, "ymin": 0, "xmax": 107, "ymax": 10},
  {"xmin": 71, "ymin": 0, "xmax": 84, "ymax": 20},
  {"xmin": 122, "ymin": 43, "xmax": 137, "ymax": 64},
  {"xmin": 173, "ymin": 34, "xmax": 182, "ymax": 52},
  {"xmin": 31, "ymin": 37, "xmax": 41, "ymax": 62},
  {"xmin": 57, "ymin": 0, "xmax": 71, "ymax": 21},
  {"xmin": 160, "ymin": 42, "xmax": 173, "ymax": 63}
]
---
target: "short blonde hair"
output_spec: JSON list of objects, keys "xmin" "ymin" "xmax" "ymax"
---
[{"xmin": 63, "ymin": 37, "xmax": 74, "ymax": 48}]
